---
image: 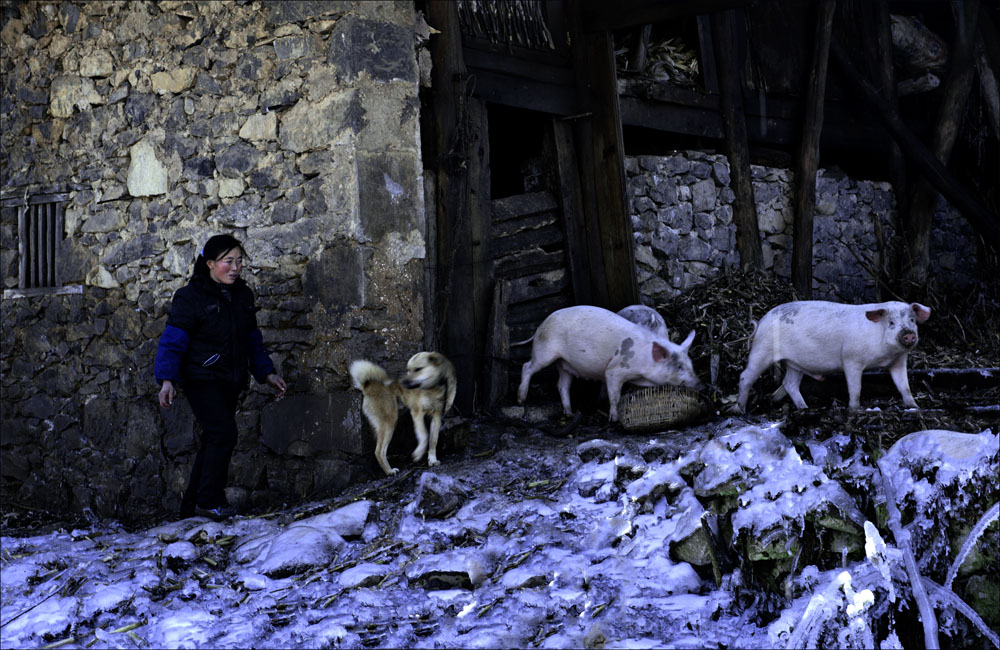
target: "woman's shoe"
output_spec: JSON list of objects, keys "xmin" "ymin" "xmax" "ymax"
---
[{"xmin": 194, "ymin": 504, "xmax": 238, "ymax": 521}]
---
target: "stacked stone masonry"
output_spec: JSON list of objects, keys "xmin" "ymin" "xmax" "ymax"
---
[
  {"xmin": 1, "ymin": 0, "xmax": 430, "ymax": 523},
  {"xmin": 626, "ymin": 152, "xmax": 977, "ymax": 306}
]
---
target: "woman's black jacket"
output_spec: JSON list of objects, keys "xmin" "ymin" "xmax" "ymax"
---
[{"xmin": 154, "ymin": 274, "xmax": 275, "ymax": 388}]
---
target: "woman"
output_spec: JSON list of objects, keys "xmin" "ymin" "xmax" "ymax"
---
[{"xmin": 155, "ymin": 234, "xmax": 286, "ymax": 520}]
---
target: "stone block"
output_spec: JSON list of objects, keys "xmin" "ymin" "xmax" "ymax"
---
[
  {"xmin": 357, "ymin": 151, "xmax": 422, "ymax": 243},
  {"xmin": 691, "ymin": 179, "xmax": 716, "ymax": 213},
  {"xmin": 278, "ymin": 89, "xmax": 357, "ymax": 154},
  {"xmin": 127, "ymin": 139, "xmax": 168, "ymax": 197},
  {"xmin": 260, "ymin": 391, "xmax": 363, "ymax": 456},
  {"xmin": 49, "ymin": 75, "xmax": 103, "ymax": 118},
  {"xmin": 80, "ymin": 49, "xmax": 114, "ymax": 78},
  {"xmin": 218, "ymin": 177, "xmax": 245, "ymax": 198},
  {"xmin": 328, "ymin": 16, "xmax": 416, "ymax": 84},
  {"xmin": 216, "ymin": 142, "xmax": 259, "ymax": 177},
  {"xmin": 302, "ymin": 243, "xmax": 364, "ymax": 312},
  {"xmin": 239, "ymin": 112, "xmax": 277, "ymax": 141},
  {"xmin": 151, "ymin": 67, "xmax": 196, "ymax": 95},
  {"xmin": 81, "ymin": 207, "xmax": 126, "ymax": 233}
]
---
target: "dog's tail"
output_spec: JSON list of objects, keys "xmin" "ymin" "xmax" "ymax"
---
[
  {"xmin": 349, "ymin": 359, "xmax": 391, "ymax": 392},
  {"xmin": 510, "ymin": 335, "xmax": 534, "ymax": 346}
]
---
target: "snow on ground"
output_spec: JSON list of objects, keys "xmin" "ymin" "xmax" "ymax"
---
[{"xmin": 1, "ymin": 417, "xmax": 996, "ymax": 649}]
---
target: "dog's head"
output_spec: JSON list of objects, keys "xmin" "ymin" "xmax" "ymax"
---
[{"xmin": 402, "ymin": 351, "xmax": 446, "ymax": 389}]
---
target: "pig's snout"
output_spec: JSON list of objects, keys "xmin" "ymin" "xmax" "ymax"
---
[{"xmin": 899, "ymin": 330, "xmax": 918, "ymax": 348}]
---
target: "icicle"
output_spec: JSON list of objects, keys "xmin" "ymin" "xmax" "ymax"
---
[
  {"xmin": 922, "ymin": 577, "xmax": 1000, "ymax": 648},
  {"xmin": 878, "ymin": 460, "xmax": 940, "ymax": 650},
  {"xmin": 944, "ymin": 502, "xmax": 998, "ymax": 591},
  {"xmin": 785, "ymin": 571, "xmax": 849, "ymax": 649}
]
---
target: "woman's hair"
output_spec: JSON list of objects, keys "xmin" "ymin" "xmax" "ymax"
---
[{"xmin": 191, "ymin": 234, "xmax": 243, "ymax": 280}]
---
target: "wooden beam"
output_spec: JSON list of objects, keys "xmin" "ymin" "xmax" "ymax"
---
[
  {"xmin": 711, "ymin": 9, "xmax": 762, "ymax": 272},
  {"xmin": 551, "ymin": 118, "xmax": 596, "ymax": 306},
  {"xmin": 427, "ymin": 0, "xmax": 486, "ymax": 416},
  {"xmin": 829, "ymin": 38, "xmax": 1000, "ymax": 249},
  {"xmin": 872, "ymin": 0, "xmax": 908, "ymax": 244},
  {"xmin": 581, "ymin": 0, "xmax": 755, "ymax": 33},
  {"xmin": 904, "ymin": 0, "xmax": 981, "ymax": 286},
  {"xmin": 568, "ymin": 6, "xmax": 639, "ymax": 310},
  {"xmin": 791, "ymin": 0, "xmax": 836, "ymax": 298}
]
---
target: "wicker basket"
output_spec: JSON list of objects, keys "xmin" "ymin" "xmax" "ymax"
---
[{"xmin": 618, "ymin": 385, "xmax": 708, "ymax": 432}]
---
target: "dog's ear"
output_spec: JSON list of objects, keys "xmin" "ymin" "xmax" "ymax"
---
[{"xmin": 428, "ymin": 352, "xmax": 443, "ymax": 367}]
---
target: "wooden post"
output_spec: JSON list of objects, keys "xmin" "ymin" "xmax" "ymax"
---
[
  {"xmin": 872, "ymin": 0, "xmax": 908, "ymax": 266},
  {"xmin": 552, "ymin": 118, "xmax": 595, "ymax": 306},
  {"xmin": 790, "ymin": 0, "xmax": 836, "ymax": 298},
  {"xmin": 829, "ymin": 39, "xmax": 1000, "ymax": 249},
  {"xmin": 904, "ymin": 0, "xmax": 981, "ymax": 287},
  {"xmin": 568, "ymin": 5, "xmax": 638, "ymax": 311},
  {"xmin": 426, "ymin": 0, "xmax": 490, "ymax": 416},
  {"xmin": 710, "ymin": 9, "xmax": 763, "ymax": 272}
]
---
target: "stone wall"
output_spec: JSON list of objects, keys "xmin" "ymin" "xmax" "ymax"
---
[
  {"xmin": 0, "ymin": 0, "xmax": 429, "ymax": 524},
  {"xmin": 627, "ymin": 151, "xmax": 978, "ymax": 305}
]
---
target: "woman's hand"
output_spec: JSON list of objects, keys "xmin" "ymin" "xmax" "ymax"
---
[
  {"xmin": 159, "ymin": 380, "xmax": 176, "ymax": 408},
  {"xmin": 267, "ymin": 373, "xmax": 287, "ymax": 399}
]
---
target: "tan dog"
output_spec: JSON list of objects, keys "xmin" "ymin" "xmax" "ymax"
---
[{"xmin": 349, "ymin": 351, "xmax": 457, "ymax": 475}]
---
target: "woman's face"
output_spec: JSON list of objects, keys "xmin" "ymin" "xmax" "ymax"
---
[{"xmin": 206, "ymin": 247, "xmax": 244, "ymax": 285}]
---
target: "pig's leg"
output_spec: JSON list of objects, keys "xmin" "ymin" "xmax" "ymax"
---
[
  {"xmin": 843, "ymin": 360, "xmax": 866, "ymax": 410},
  {"xmin": 556, "ymin": 360, "xmax": 575, "ymax": 416},
  {"xmin": 518, "ymin": 355, "xmax": 548, "ymax": 405},
  {"xmin": 604, "ymin": 373, "xmax": 624, "ymax": 422},
  {"xmin": 737, "ymin": 346, "xmax": 771, "ymax": 412},
  {"xmin": 888, "ymin": 356, "xmax": 918, "ymax": 408},
  {"xmin": 781, "ymin": 367, "xmax": 809, "ymax": 409}
]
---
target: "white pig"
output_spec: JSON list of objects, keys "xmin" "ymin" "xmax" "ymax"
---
[
  {"xmin": 516, "ymin": 305, "xmax": 701, "ymax": 422},
  {"xmin": 616, "ymin": 304, "xmax": 669, "ymax": 339},
  {"xmin": 737, "ymin": 300, "xmax": 931, "ymax": 412}
]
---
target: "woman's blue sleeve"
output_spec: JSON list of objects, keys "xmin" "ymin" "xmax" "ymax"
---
[
  {"xmin": 248, "ymin": 328, "xmax": 276, "ymax": 383},
  {"xmin": 155, "ymin": 325, "xmax": 190, "ymax": 384}
]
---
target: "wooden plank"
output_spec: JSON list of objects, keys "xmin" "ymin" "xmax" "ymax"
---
[
  {"xmin": 551, "ymin": 118, "xmax": 594, "ymax": 306},
  {"xmin": 619, "ymin": 97, "xmax": 724, "ymax": 139},
  {"xmin": 791, "ymin": 0, "xmax": 836, "ymax": 298},
  {"xmin": 507, "ymin": 269, "xmax": 569, "ymax": 303},
  {"xmin": 465, "ymin": 67, "xmax": 578, "ymax": 115},
  {"xmin": 711, "ymin": 8, "xmax": 762, "ymax": 272},
  {"xmin": 581, "ymin": 0, "xmax": 754, "ymax": 33},
  {"xmin": 508, "ymin": 294, "xmax": 574, "ymax": 328},
  {"xmin": 904, "ymin": 0, "xmax": 981, "ymax": 286},
  {"xmin": 491, "ymin": 222, "xmax": 564, "ymax": 259},
  {"xmin": 485, "ymin": 279, "xmax": 511, "ymax": 407},
  {"xmin": 492, "ymin": 191, "xmax": 559, "ymax": 221},
  {"xmin": 493, "ymin": 208, "xmax": 559, "ymax": 235},
  {"xmin": 493, "ymin": 248, "xmax": 565, "ymax": 279},
  {"xmin": 829, "ymin": 39, "xmax": 1000, "ymax": 249},
  {"xmin": 463, "ymin": 47, "xmax": 573, "ymax": 86}
]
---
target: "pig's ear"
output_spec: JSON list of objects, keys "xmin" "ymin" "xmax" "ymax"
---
[
  {"xmin": 680, "ymin": 330, "xmax": 695, "ymax": 351},
  {"xmin": 865, "ymin": 309, "xmax": 886, "ymax": 323},
  {"xmin": 911, "ymin": 303, "xmax": 931, "ymax": 323},
  {"xmin": 652, "ymin": 342, "xmax": 667, "ymax": 362}
]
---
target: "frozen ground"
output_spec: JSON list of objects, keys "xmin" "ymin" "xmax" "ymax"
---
[{"xmin": 1, "ymin": 414, "xmax": 997, "ymax": 649}]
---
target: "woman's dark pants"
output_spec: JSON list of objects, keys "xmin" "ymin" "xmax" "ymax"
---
[{"xmin": 180, "ymin": 380, "xmax": 242, "ymax": 514}]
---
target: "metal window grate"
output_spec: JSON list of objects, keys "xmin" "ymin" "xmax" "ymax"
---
[{"xmin": 18, "ymin": 194, "xmax": 67, "ymax": 290}]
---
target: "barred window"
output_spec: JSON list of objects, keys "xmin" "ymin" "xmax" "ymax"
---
[{"xmin": 19, "ymin": 193, "xmax": 68, "ymax": 290}]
